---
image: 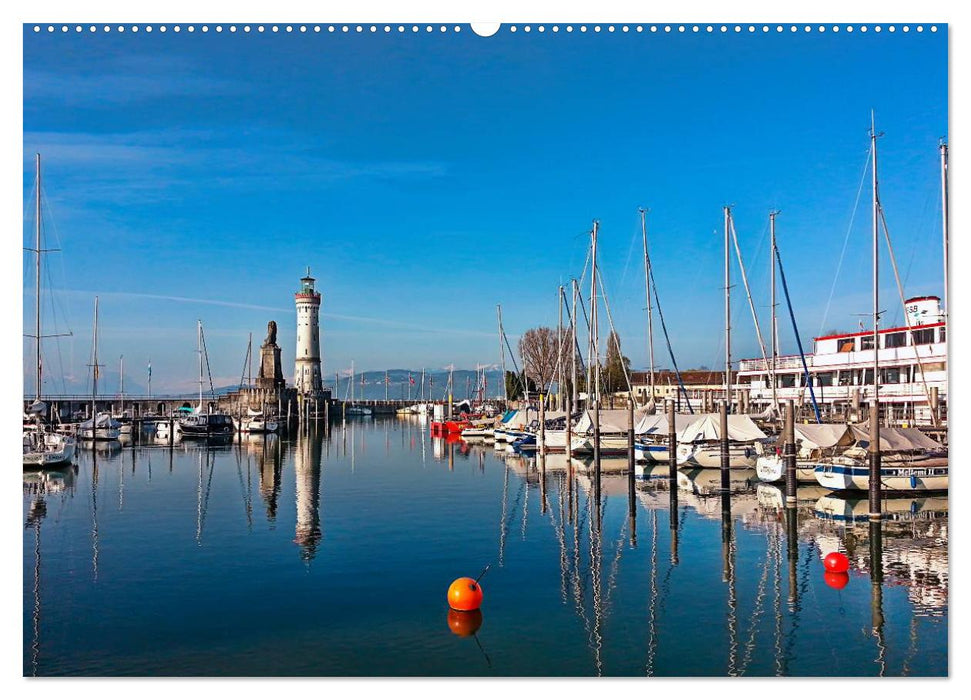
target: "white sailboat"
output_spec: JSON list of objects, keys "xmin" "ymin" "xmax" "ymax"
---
[
  {"xmin": 345, "ymin": 361, "xmax": 373, "ymax": 416},
  {"xmin": 79, "ymin": 297, "xmax": 121, "ymax": 442},
  {"xmin": 23, "ymin": 154, "xmax": 76, "ymax": 467},
  {"xmin": 178, "ymin": 320, "xmax": 234, "ymax": 437}
]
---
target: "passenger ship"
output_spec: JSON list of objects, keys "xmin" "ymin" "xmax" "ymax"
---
[{"xmin": 737, "ymin": 295, "xmax": 946, "ymax": 426}]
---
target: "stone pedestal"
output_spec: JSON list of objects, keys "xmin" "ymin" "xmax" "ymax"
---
[{"xmin": 257, "ymin": 342, "xmax": 285, "ymax": 390}]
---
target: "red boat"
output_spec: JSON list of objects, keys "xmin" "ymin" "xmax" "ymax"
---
[{"xmin": 431, "ymin": 419, "xmax": 472, "ymax": 435}]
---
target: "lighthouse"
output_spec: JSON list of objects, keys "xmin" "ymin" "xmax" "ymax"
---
[{"xmin": 294, "ymin": 268, "xmax": 324, "ymax": 397}]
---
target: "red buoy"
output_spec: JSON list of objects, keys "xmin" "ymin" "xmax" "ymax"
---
[
  {"xmin": 447, "ymin": 577, "xmax": 484, "ymax": 611},
  {"xmin": 824, "ymin": 571, "xmax": 850, "ymax": 590},
  {"xmin": 823, "ymin": 551, "xmax": 850, "ymax": 573},
  {"xmin": 447, "ymin": 609, "xmax": 483, "ymax": 637}
]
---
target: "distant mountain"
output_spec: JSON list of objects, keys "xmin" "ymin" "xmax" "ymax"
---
[{"xmin": 329, "ymin": 368, "xmax": 505, "ymax": 401}]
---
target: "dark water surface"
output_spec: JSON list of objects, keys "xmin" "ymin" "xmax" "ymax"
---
[{"xmin": 22, "ymin": 417, "xmax": 948, "ymax": 676}]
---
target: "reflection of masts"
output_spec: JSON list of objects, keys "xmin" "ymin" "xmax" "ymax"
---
[
  {"xmin": 91, "ymin": 456, "xmax": 100, "ymax": 581},
  {"xmin": 498, "ymin": 462, "xmax": 509, "ymax": 566},
  {"xmin": 738, "ymin": 528, "xmax": 773, "ymax": 676},
  {"xmin": 521, "ymin": 464, "xmax": 529, "ymax": 540},
  {"xmin": 28, "ymin": 496, "xmax": 46, "ymax": 676},
  {"xmin": 772, "ymin": 523, "xmax": 785, "ymax": 676},
  {"xmin": 589, "ymin": 499, "xmax": 604, "ymax": 676},
  {"xmin": 557, "ymin": 479, "xmax": 569, "ymax": 604},
  {"xmin": 646, "ymin": 510, "xmax": 659, "ymax": 676},
  {"xmin": 869, "ymin": 520, "xmax": 886, "ymax": 676},
  {"xmin": 722, "ymin": 493, "xmax": 738, "ymax": 676},
  {"xmin": 196, "ymin": 451, "xmax": 215, "ymax": 545}
]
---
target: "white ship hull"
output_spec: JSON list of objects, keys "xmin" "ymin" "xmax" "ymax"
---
[
  {"xmin": 814, "ymin": 458, "xmax": 948, "ymax": 492},
  {"xmin": 676, "ymin": 443, "xmax": 757, "ymax": 469},
  {"xmin": 755, "ymin": 454, "xmax": 818, "ymax": 483}
]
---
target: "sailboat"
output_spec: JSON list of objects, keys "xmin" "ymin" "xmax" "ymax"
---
[
  {"xmin": 233, "ymin": 334, "xmax": 279, "ymax": 434},
  {"xmin": 78, "ymin": 297, "xmax": 121, "ymax": 442},
  {"xmin": 178, "ymin": 320, "xmax": 234, "ymax": 437},
  {"xmin": 23, "ymin": 155, "xmax": 76, "ymax": 467},
  {"xmin": 112, "ymin": 355, "xmax": 133, "ymax": 436},
  {"xmin": 813, "ymin": 117, "xmax": 948, "ymax": 493},
  {"xmin": 345, "ymin": 361, "xmax": 373, "ymax": 416}
]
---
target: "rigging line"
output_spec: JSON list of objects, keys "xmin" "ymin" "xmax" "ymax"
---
[
  {"xmin": 774, "ymin": 243, "xmax": 822, "ymax": 423},
  {"xmin": 820, "ymin": 144, "xmax": 873, "ymax": 336},
  {"xmin": 595, "ymin": 262, "xmax": 634, "ymax": 396},
  {"xmin": 647, "ymin": 262, "xmax": 694, "ymax": 412},
  {"xmin": 200, "ymin": 325, "xmax": 216, "ymax": 400},
  {"xmin": 729, "ymin": 215, "xmax": 774, "ymax": 408},
  {"xmin": 877, "ymin": 204, "xmax": 939, "ymax": 428}
]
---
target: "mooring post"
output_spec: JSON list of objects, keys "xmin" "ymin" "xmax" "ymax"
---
[
  {"xmin": 168, "ymin": 415, "xmax": 174, "ymax": 446},
  {"xmin": 784, "ymin": 399, "xmax": 796, "ymax": 507},
  {"xmin": 593, "ymin": 394, "xmax": 602, "ymax": 503},
  {"xmin": 667, "ymin": 398, "xmax": 677, "ymax": 483},
  {"xmin": 565, "ymin": 393, "xmax": 573, "ymax": 461},
  {"xmin": 627, "ymin": 397, "xmax": 635, "ymax": 518},
  {"xmin": 868, "ymin": 399, "xmax": 882, "ymax": 520},
  {"xmin": 539, "ymin": 394, "xmax": 546, "ymax": 454},
  {"xmin": 719, "ymin": 400, "xmax": 730, "ymax": 494}
]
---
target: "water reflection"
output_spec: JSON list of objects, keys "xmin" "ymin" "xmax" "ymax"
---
[{"xmin": 22, "ymin": 419, "xmax": 948, "ymax": 676}]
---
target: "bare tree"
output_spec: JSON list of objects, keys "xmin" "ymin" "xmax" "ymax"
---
[{"xmin": 518, "ymin": 327, "xmax": 560, "ymax": 393}]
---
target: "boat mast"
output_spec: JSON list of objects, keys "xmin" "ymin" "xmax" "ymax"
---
[
  {"xmin": 92, "ymin": 297, "xmax": 100, "ymax": 420},
  {"xmin": 571, "ymin": 279, "xmax": 579, "ymax": 411},
  {"xmin": 724, "ymin": 206, "xmax": 732, "ymax": 412},
  {"xmin": 497, "ymin": 305, "xmax": 508, "ymax": 403},
  {"xmin": 421, "ymin": 367, "xmax": 425, "ymax": 402},
  {"xmin": 558, "ymin": 285, "xmax": 564, "ymax": 411},
  {"xmin": 197, "ymin": 320, "xmax": 204, "ymax": 411},
  {"xmin": 769, "ymin": 211, "xmax": 779, "ymax": 411},
  {"xmin": 120, "ymin": 355, "xmax": 124, "ymax": 414},
  {"xmin": 589, "ymin": 221, "xmax": 600, "ymax": 410},
  {"xmin": 940, "ymin": 139, "xmax": 949, "ymax": 319},
  {"xmin": 871, "ymin": 113, "xmax": 881, "ymax": 411},
  {"xmin": 35, "ymin": 154, "xmax": 42, "ymax": 402},
  {"xmin": 640, "ymin": 208, "xmax": 655, "ymax": 399}
]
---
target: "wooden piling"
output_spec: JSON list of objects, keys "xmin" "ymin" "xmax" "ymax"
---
[
  {"xmin": 627, "ymin": 397, "xmax": 635, "ymax": 518},
  {"xmin": 593, "ymin": 395, "xmax": 602, "ymax": 501},
  {"xmin": 565, "ymin": 393, "xmax": 573, "ymax": 461},
  {"xmin": 539, "ymin": 394, "xmax": 546, "ymax": 454},
  {"xmin": 784, "ymin": 399, "xmax": 796, "ymax": 507},
  {"xmin": 719, "ymin": 400, "xmax": 730, "ymax": 493},
  {"xmin": 667, "ymin": 399, "xmax": 677, "ymax": 483},
  {"xmin": 868, "ymin": 399, "xmax": 882, "ymax": 520}
]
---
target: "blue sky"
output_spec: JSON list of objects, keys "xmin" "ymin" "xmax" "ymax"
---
[{"xmin": 22, "ymin": 24, "xmax": 947, "ymax": 395}]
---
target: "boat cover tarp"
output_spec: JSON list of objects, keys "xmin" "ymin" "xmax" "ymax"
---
[
  {"xmin": 769, "ymin": 423, "xmax": 856, "ymax": 450},
  {"xmin": 634, "ymin": 412, "xmax": 697, "ymax": 436},
  {"xmin": 502, "ymin": 408, "xmax": 539, "ymax": 429},
  {"xmin": 574, "ymin": 407, "xmax": 650, "ymax": 434},
  {"xmin": 850, "ymin": 425, "xmax": 943, "ymax": 452},
  {"xmin": 678, "ymin": 413, "xmax": 768, "ymax": 443}
]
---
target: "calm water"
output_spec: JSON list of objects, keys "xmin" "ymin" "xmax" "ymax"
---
[{"xmin": 22, "ymin": 417, "xmax": 948, "ymax": 676}]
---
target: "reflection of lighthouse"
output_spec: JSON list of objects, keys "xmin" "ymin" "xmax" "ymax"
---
[
  {"xmin": 294, "ymin": 268, "xmax": 323, "ymax": 397},
  {"xmin": 293, "ymin": 429, "xmax": 323, "ymax": 561}
]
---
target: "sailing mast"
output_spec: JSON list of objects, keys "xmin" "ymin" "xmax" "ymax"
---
[
  {"xmin": 497, "ymin": 305, "xmax": 507, "ymax": 403},
  {"xmin": 558, "ymin": 285, "xmax": 565, "ymax": 411},
  {"xmin": 769, "ymin": 211, "xmax": 779, "ymax": 412},
  {"xmin": 724, "ymin": 207, "xmax": 732, "ymax": 412},
  {"xmin": 571, "ymin": 279, "xmax": 579, "ymax": 411},
  {"xmin": 871, "ymin": 113, "xmax": 882, "ymax": 414},
  {"xmin": 640, "ymin": 208, "xmax": 655, "ymax": 400},
  {"xmin": 119, "ymin": 355, "xmax": 124, "ymax": 417},
  {"xmin": 589, "ymin": 221, "xmax": 600, "ymax": 410},
  {"xmin": 940, "ymin": 139, "xmax": 948, "ymax": 320},
  {"xmin": 197, "ymin": 320, "xmax": 204, "ymax": 412},
  {"xmin": 91, "ymin": 297, "xmax": 100, "ymax": 422},
  {"xmin": 35, "ymin": 155, "xmax": 42, "ymax": 401}
]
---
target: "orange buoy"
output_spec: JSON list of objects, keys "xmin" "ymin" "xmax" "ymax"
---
[
  {"xmin": 824, "ymin": 571, "xmax": 850, "ymax": 590},
  {"xmin": 447, "ymin": 608, "xmax": 483, "ymax": 637},
  {"xmin": 447, "ymin": 577, "xmax": 484, "ymax": 611},
  {"xmin": 823, "ymin": 551, "xmax": 849, "ymax": 573}
]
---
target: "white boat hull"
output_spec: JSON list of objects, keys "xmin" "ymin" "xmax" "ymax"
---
[
  {"xmin": 634, "ymin": 442, "xmax": 671, "ymax": 463},
  {"xmin": 677, "ymin": 443, "xmax": 757, "ymax": 469},
  {"xmin": 23, "ymin": 432, "xmax": 76, "ymax": 467},
  {"xmin": 570, "ymin": 434, "xmax": 629, "ymax": 455},
  {"xmin": 814, "ymin": 458, "xmax": 948, "ymax": 492},
  {"xmin": 755, "ymin": 455, "xmax": 818, "ymax": 483}
]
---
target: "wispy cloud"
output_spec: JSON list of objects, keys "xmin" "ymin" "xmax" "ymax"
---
[{"xmin": 23, "ymin": 127, "xmax": 448, "ymax": 209}]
